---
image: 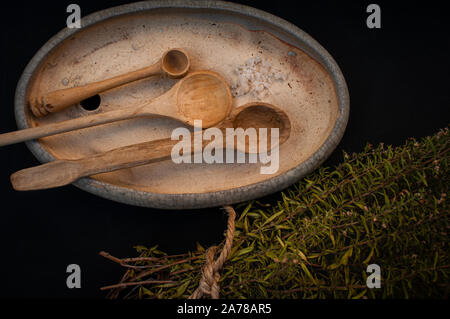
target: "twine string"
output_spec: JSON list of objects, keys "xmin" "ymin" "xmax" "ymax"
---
[{"xmin": 189, "ymin": 205, "xmax": 236, "ymax": 299}]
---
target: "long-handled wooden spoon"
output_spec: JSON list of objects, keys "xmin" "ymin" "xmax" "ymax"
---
[
  {"xmin": 10, "ymin": 102, "xmax": 291, "ymax": 191},
  {"xmin": 30, "ymin": 48, "xmax": 191, "ymax": 117},
  {"xmin": 0, "ymin": 70, "xmax": 232, "ymax": 147}
]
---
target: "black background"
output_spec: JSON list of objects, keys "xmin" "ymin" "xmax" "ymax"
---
[{"xmin": 0, "ymin": 0, "xmax": 448, "ymax": 299}]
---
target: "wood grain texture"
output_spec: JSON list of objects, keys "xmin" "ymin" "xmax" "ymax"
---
[{"xmin": 11, "ymin": 137, "xmax": 176, "ymax": 191}]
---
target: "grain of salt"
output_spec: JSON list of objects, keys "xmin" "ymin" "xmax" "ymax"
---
[{"xmin": 231, "ymin": 55, "xmax": 287, "ymax": 99}]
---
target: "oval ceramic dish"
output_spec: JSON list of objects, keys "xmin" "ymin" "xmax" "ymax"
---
[{"xmin": 15, "ymin": 0, "xmax": 349, "ymax": 209}]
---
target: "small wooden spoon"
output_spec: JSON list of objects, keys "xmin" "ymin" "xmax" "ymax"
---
[
  {"xmin": 0, "ymin": 70, "xmax": 232, "ymax": 147},
  {"xmin": 10, "ymin": 102, "xmax": 291, "ymax": 191},
  {"xmin": 30, "ymin": 48, "xmax": 191, "ymax": 117}
]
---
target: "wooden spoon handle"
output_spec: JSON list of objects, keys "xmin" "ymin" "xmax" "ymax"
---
[
  {"xmin": 10, "ymin": 128, "xmax": 225, "ymax": 191},
  {"xmin": 10, "ymin": 137, "xmax": 178, "ymax": 191},
  {"xmin": 0, "ymin": 105, "xmax": 144, "ymax": 147},
  {"xmin": 30, "ymin": 62, "xmax": 161, "ymax": 117}
]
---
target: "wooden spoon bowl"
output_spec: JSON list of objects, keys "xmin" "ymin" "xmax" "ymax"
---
[
  {"xmin": 176, "ymin": 71, "xmax": 233, "ymax": 127},
  {"xmin": 221, "ymin": 102, "xmax": 291, "ymax": 153},
  {"xmin": 161, "ymin": 48, "xmax": 190, "ymax": 78}
]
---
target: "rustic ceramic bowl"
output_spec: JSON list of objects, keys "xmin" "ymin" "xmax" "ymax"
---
[{"xmin": 15, "ymin": 0, "xmax": 349, "ymax": 209}]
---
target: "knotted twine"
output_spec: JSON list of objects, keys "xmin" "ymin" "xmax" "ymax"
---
[{"xmin": 188, "ymin": 205, "xmax": 236, "ymax": 299}]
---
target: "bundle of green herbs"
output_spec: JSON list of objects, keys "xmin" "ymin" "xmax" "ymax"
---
[{"xmin": 101, "ymin": 127, "xmax": 449, "ymax": 299}]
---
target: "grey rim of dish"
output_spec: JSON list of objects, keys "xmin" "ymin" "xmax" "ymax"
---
[{"xmin": 14, "ymin": 0, "xmax": 350, "ymax": 210}]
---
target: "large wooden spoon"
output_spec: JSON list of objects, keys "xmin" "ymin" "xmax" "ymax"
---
[
  {"xmin": 0, "ymin": 70, "xmax": 232, "ymax": 147},
  {"xmin": 11, "ymin": 102, "xmax": 291, "ymax": 191},
  {"xmin": 30, "ymin": 48, "xmax": 191, "ymax": 117}
]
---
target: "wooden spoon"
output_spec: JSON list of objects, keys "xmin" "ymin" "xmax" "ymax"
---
[
  {"xmin": 0, "ymin": 70, "xmax": 232, "ymax": 147},
  {"xmin": 10, "ymin": 102, "xmax": 291, "ymax": 191},
  {"xmin": 30, "ymin": 48, "xmax": 191, "ymax": 117}
]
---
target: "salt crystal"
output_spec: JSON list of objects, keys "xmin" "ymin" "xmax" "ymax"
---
[{"xmin": 231, "ymin": 55, "xmax": 287, "ymax": 99}]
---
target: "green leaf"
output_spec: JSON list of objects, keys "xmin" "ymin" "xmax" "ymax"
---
[
  {"xmin": 261, "ymin": 210, "xmax": 285, "ymax": 226},
  {"xmin": 363, "ymin": 245, "xmax": 375, "ymax": 264},
  {"xmin": 328, "ymin": 263, "xmax": 340, "ymax": 270},
  {"xmin": 196, "ymin": 242, "xmax": 205, "ymax": 252},
  {"xmin": 352, "ymin": 289, "xmax": 367, "ymax": 299},
  {"xmin": 236, "ymin": 246, "xmax": 254, "ymax": 257},
  {"xmin": 276, "ymin": 236, "xmax": 285, "ymax": 248},
  {"xmin": 238, "ymin": 202, "xmax": 253, "ymax": 222},
  {"xmin": 340, "ymin": 247, "xmax": 353, "ymax": 266},
  {"xmin": 433, "ymin": 252, "xmax": 439, "ymax": 268},
  {"xmin": 140, "ymin": 286, "xmax": 154, "ymax": 297},
  {"xmin": 300, "ymin": 262, "xmax": 316, "ymax": 284},
  {"xmin": 295, "ymin": 249, "xmax": 308, "ymax": 262},
  {"xmin": 173, "ymin": 280, "xmax": 191, "ymax": 298},
  {"xmin": 329, "ymin": 229, "xmax": 336, "ymax": 248},
  {"xmin": 133, "ymin": 245, "xmax": 148, "ymax": 253}
]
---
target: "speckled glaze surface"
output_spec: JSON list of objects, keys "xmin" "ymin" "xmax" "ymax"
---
[{"xmin": 15, "ymin": 0, "xmax": 349, "ymax": 209}]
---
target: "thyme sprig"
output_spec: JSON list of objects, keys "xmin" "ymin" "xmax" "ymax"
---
[{"xmin": 101, "ymin": 127, "xmax": 449, "ymax": 299}]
